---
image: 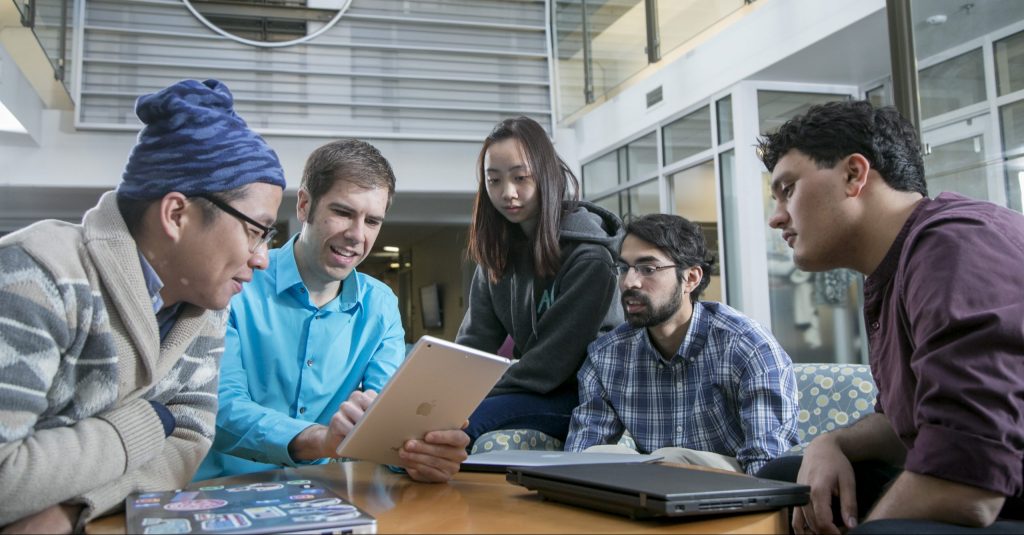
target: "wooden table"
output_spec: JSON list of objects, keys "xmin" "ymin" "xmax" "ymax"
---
[{"xmin": 86, "ymin": 461, "xmax": 788, "ymax": 534}]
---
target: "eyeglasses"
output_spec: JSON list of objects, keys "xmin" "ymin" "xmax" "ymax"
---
[
  {"xmin": 197, "ymin": 194, "xmax": 277, "ymax": 253},
  {"xmin": 615, "ymin": 263, "xmax": 678, "ymax": 278}
]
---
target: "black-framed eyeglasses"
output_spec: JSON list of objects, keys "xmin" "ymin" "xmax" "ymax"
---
[
  {"xmin": 615, "ymin": 262, "xmax": 678, "ymax": 278},
  {"xmin": 197, "ymin": 194, "xmax": 277, "ymax": 253}
]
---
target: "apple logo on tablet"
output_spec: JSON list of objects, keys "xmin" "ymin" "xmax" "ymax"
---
[{"xmin": 416, "ymin": 401, "xmax": 436, "ymax": 416}]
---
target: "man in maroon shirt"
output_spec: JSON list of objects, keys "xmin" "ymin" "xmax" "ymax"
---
[{"xmin": 755, "ymin": 100, "xmax": 1024, "ymax": 534}]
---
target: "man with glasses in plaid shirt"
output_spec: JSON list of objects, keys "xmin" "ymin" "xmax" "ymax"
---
[{"xmin": 564, "ymin": 213, "xmax": 798, "ymax": 474}]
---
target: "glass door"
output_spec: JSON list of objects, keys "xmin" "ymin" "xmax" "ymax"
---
[{"xmin": 922, "ymin": 114, "xmax": 1005, "ymax": 205}]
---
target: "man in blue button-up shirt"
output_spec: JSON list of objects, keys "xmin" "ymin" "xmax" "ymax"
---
[
  {"xmin": 565, "ymin": 214, "xmax": 798, "ymax": 474},
  {"xmin": 196, "ymin": 140, "xmax": 469, "ymax": 483}
]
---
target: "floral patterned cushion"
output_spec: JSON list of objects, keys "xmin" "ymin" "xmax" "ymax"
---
[
  {"xmin": 788, "ymin": 363, "xmax": 877, "ymax": 454},
  {"xmin": 470, "ymin": 429, "xmax": 563, "ymax": 454}
]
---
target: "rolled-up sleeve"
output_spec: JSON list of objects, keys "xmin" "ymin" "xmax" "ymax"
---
[{"xmin": 901, "ymin": 218, "xmax": 1024, "ymax": 497}]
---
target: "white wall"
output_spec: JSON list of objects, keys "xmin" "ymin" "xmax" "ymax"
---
[{"xmin": 0, "ymin": 107, "xmax": 482, "ymax": 194}]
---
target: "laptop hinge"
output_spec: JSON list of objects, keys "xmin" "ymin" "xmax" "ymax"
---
[{"xmin": 639, "ymin": 493, "xmax": 647, "ymax": 506}]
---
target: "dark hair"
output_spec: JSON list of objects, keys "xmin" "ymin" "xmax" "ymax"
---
[
  {"xmin": 117, "ymin": 185, "xmax": 248, "ymax": 237},
  {"xmin": 467, "ymin": 116, "xmax": 579, "ymax": 283},
  {"xmin": 300, "ymin": 139, "xmax": 396, "ymax": 217},
  {"xmin": 757, "ymin": 100, "xmax": 928, "ymax": 197},
  {"xmin": 624, "ymin": 213, "xmax": 715, "ymax": 303}
]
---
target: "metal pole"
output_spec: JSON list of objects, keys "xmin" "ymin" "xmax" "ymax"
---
[
  {"xmin": 644, "ymin": 0, "xmax": 660, "ymax": 63},
  {"xmin": 21, "ymin": 0, "xmax": 35, "ymax": 27},
  {"xmin": 886, "ymin": 0, "xmax": 922, "ymax": 137},
  {"xmin": 57, "ymin": 0, "xmax": 68, "ymax": 81},
  {"xmin": 581, "ymin": 0, "xmax": 594, "ymax": 104}
]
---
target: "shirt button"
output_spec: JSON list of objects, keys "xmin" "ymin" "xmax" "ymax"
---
[
  {"xmin": 299, "ymin": 407, "xmax": 307, "ymax": 414},
  {"xmin": 676, "ymin": 426, "xmax": 682, "ymax": 432},
  {"xmin": 306, "ymin": 359, "xmax": 314, "ymax": 367},
  {"xmin": 871, "ymin": 321, "xmax": 880, "ymax": 330}
]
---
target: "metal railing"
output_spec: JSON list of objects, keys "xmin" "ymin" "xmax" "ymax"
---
[{"xmin": 15, "ymin": 0, "xmax": 72, "ymax": 86}]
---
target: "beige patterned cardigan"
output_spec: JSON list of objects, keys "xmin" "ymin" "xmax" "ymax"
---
[{"xmin": 0, "ymin": 192, "xmax": 225, "ymax": 529}]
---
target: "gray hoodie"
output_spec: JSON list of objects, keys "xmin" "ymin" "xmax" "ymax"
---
[{"xmin": 456, "ymin": 201, "xmax": 625, "ymax": 396}]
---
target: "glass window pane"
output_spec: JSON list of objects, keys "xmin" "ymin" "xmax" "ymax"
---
[
  {"xmin": 757, "ymin": 90, "xmax": 864, "ymax": 365},
  {"xmin": 586, "ymin": 0, "xmax": 648, "ymax": 100},
  {"xmin": 719, "ymin": 150, "xmax": 740, "ymax": 306},
  {"xmin": 657, "ymin": 0, "xmax": 745, "ymax": 58},
  {"xmin": 716, "ymin": 95, "xmax": 733, "ymax": 144},
  {"xmin": 671, "ymin": 160, "xmax": 716, "ymax": 222},
  {"xmin": 919, "ymin": 49, "xmax": 986, "ymax": 120},
  {"xmin": 582, "ymin": 150, "xmax": 621, "ymax": 196},
  {"xmin": 624, "ymin": 179, "xmax": 660, "ymax": 220},
  {"xmin": 1000, "ymin": 100, "xmax": 1024, "ymax": 156},
  {"xmin": 670, "ymin": 160, "xmax": 721, "ymax": 302},
  {"xmin": 626, "ymin": 132, "xmax": 658, "ymax": 180},
  {"xmin": 757, "ymin": 91, "xmax": 848, "ymax": 133},
  {"xmin": 995, "ymin": 30, "xmax": 1024, "ymax": 96},
  {"xmin": 663, "ymin": 106, "xmax": 711, "ymax": 165},
  {"xmin": 1004, "ymin": 157, "xmax": 1024, "ymax": 213},
  {"xmin": 1000, "ymin": 102, "xmax": 1024, "ymax": 213},
  {"xmin": 592, "ymin": 193, "xmax": 622, "ymax": 218},
  {"xmin": 866, "ymin": 85, "xmax": 891, "ymax": 107},
  {"xmin": 923, "ymin": 136, "xmax": 989, "ymax": 200},
  {"xmin": 554, "ymin": 1, "xmax": 587, "ymax": 118}
]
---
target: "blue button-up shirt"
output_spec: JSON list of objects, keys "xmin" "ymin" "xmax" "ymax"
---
[
  {"xmin": 195, "ymin": 236, "xmax": 406, "ymax": 480},
  {"xmin": 565, "ymin": 301, "xmax": 798, "ymax": 474}
]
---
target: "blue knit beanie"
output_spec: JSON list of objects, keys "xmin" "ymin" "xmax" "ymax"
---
[{"xmin": 117, "ymin": 79, "xmax": 286, "ymax": 200}]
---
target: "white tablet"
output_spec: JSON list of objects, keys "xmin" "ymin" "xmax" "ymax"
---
[{"xmin": 335, "ymin": 335, "xmax": 511, "ymax": 466}]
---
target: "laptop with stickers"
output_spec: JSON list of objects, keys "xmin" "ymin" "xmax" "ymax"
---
[{"xmin": 124, "ymin": 478, "xmax": 375, "ymax": 534}]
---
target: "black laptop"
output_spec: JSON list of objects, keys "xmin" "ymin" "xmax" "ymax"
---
[{"xmin": 507, "ymin": 462, "xmax": 809, "ymax": 519}]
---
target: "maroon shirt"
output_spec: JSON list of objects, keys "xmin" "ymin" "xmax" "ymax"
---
[{"xmin": 864, "ymin": 192, "xmax": 1024, "ymax": 499}]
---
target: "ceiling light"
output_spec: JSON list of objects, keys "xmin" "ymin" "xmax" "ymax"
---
[
  {"xmin": 0, "ymin": 101, "xmax": 27, "ymax": 134},
  {"xmin": 925, "ymin": 14, "xmax": 948, "ymax": 25},
  {"xmin": 389, "ymin": 262, "xmax": 400, "ymax": 269},
  {"xmin": 383, "ymin": 246, "xmax": 399, "ymax": 253}
]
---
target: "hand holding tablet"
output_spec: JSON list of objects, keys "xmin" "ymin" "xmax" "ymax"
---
[{"xmin": 333, "ymin": 336, "xmax": 511, "ymax": 469}]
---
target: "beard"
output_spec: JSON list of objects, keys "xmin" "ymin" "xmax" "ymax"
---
[{"xmin": 621, "ymin": 282, "xmax": 683, "ymax": 328}]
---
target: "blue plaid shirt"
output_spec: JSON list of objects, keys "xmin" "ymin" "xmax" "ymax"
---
[{"xmin": 565, "ymin": 301, "xmax": 798, "ymax": 474}]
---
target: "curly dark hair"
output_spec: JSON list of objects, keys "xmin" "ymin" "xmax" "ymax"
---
[
  {"xmin": 757, "ymin": 100, "xmax": 927, "ymax": 197},
  {"xmin": 624, "ymin": 213, "xmax": 716, "ymax": 303}
]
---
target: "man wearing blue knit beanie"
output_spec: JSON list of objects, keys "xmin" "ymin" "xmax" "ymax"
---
[{"xmin": 0, "ymin": 79, "xmax": 284, "ymax": 533}]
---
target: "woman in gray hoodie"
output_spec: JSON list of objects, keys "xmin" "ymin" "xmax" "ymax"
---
[{"xmin": 456, "ymin": 116, "xmax": 624, "ymax": 447}]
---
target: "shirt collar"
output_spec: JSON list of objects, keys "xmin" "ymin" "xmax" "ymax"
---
[
  {"xmin": 865, "ymin": 196, "xmax": 932, "ymax": 294},
  {"xmin": 679, "ymin": 301, "xmax": 710, "ymax": 360},
  {"xmin": 274, "ymin": 234, "xmax": 304, "ymax": 296},
  {"xmin": 274, "ymin": 234, "xmax": 364, "ymax": 311},
  {"xmin": 137, "ymin": 250, "xmax": 164, "ymax": 314},
  {"xmin": 642, "ymin": 300, "xmax": 710, "ymax": 364}
]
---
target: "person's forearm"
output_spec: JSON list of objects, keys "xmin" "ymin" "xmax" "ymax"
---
[
  {"xmin": 288, "ymin": 424, "xmax": 329, "ymax": 462},
  {"xmin": 830, "ymin": 413, "xmax": 906, "ymax": 466},
  {"xmin": 868, "ymin": 471, "xmax": 1005, "ymax": 526}
]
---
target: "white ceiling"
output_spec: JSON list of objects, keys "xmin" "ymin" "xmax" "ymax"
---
[
  {"xmin": 750, "ymin": 8, "xmax": 891, "ymax": 87},
  {"xmin": 751, "ymin": 1, "xmax": 1024, "ymax": 89}
]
